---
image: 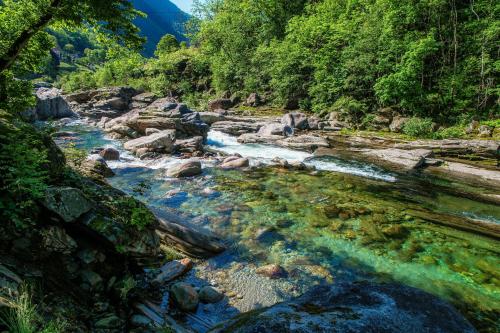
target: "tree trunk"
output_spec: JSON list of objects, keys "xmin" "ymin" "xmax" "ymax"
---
[{"xmin": 0, "ymin": 0, "xmax": 62, "ymax": 73}]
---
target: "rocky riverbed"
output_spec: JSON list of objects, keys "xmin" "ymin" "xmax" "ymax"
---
[{"xmin": 17, "ymin": 87, "xmax": 500, "ymax": 332}]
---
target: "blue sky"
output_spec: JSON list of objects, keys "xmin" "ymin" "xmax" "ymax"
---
[{"xmin": 170, "ymin": 0, "xmax": 194, "ymax": 13}]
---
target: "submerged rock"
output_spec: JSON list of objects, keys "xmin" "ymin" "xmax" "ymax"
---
[
  {"xmin": 255, "ymin": 264, "xmax": 287, "ymax": 279},
  {"xmin": 170, "ymin": 282, "xmax": 199, "ymax": 312},
  {"xmin": 199, "ymin": 286, "xmax": 224, "ymax": 304},
  {"xmin": 209, "ymin": 281, "xmax": 477, "ymax": 333}
]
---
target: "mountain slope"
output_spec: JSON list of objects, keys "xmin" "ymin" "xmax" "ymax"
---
[{"xmin": 131, "ymin": 0, "xmax": 190, "ymax": 56}]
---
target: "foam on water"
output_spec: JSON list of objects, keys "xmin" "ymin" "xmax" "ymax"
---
[{"xmin": 207, "ymin": 130, "xmax": 396, "ymax": 182}]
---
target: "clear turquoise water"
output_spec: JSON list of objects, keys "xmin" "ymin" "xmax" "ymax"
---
[{"xmin": 57, "ymin": 123, "xmax": 500, "ymax": 331}]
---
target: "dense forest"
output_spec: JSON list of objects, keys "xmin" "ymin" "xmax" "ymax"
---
[{"xmin": 54, "ymin": 0, "xmax": 499, "ymax": 125}]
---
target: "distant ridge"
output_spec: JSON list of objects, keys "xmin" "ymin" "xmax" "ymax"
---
[{"xmin": 131, "ymin": 0, "xmax": 190, "ymax": 56}]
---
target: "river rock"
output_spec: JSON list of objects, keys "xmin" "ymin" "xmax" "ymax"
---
[
  {"xmin": 170, "ymin": 282, "xmax": 199, "ymax": 312},
  {"xmin": 389, "ymin": 115, "xmax": 409, "ymax": 133},
  {"xmin": 276, "ymin": 135, "xmax": 329, "ymax": 151},
  {"xmin": 255, "ymin": 264, "xmax": 287, "ymax": 279},
  {"xmin": 220, "ymin": 156, "xmax": 250, "ymax": 169},
  {"xmin": 30, "ymin": 88, "xmax": 74, "ymax": 121},
  {"xmin": 94, "ymin": 314, "xmax": 123, "ymax": 329},
  {"xmin": 130, "ymin": 314, "xmax": 153, "ymax": 328},
  {"xmin": 154, "ymin": 258, "xmax": 193, "ymax": 284},
  {"xmin": 99, "ymin": 147, "xmax": 120, "ymax": 161},
  {"xmin": 124, "ymin": 130, "xmax": 176, "ymax": 153},
  {"xmin": 167, "ymin": 161, "xmax": 202, "ymax": 178},
  {"xmin": 199, "ymin": 112, "xmax": 226, "ymax": 125},
  {"xmin": 42, "ymin": 187, "xmax": 94, "ymax": 223},
  {"xmin": 199, "ymin": 286, "xmax": 224, "ymax": 304},
  {"xmin": 245, "ymin": 93, "xmax": 261, "ymax": 107},
  {"xmin": 258, "ymin": 123, "xmax": 293, "ymax": 136},
  {"xmin": 465, "ymin": 120, "xmax": 480, "ymax": 134},
  {"xmin": 211, "ymin": 121, "xmax": 263, "ymax": 136},
  {"xmin": 208, "ymin": 99, "xmax": 233, "ymax": 111},
  {"xmin": 282, "ymin": 112, "xmax": 309, "ymax": 130},
  {"xmin": 209, "ymin": 282, "xmax": 477, "ymax": 333},
  {"xmin": 174, "ymin": 136, "xmax": 204, "ymax": 154},
  {"xmin": 362, "ymin": 148, "xmax": 433, "ymax": 170},
  {"xmin": 82, "ymin": 154, "xmax": 115, "ymax": 177}
]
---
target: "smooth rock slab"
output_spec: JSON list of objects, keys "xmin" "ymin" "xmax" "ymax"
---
[
  {"xmin": 209, "ymin": 281, "xmax": 477, "ymax": 333},
  {"xmin": 153, "ymin": 258, "xmax": 193, "ymax": 284}
]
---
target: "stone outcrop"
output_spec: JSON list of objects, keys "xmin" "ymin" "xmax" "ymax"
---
[
  {"xmin": 361, "ymin": 148, "xmax": 434, "ymax": 170},
  {"xmin": 258, "ymin": 123, "xmax": 293, "ymax": 137},
  {"xmin": 209, "ymin": 282, "xmax": 476, "ymax": 333},
  {"xmin": 282, "ymin": 112, "xmax": 309, "ymax": 130},
  {"xmin": 211, "ymin": 120, "xmax": 264, "ymax": 136},
  {"xmin": 24, "ymin": 88, "xmax": 75, "ymax": 121}
]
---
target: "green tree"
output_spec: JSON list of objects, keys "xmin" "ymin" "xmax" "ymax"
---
[{"xmin": 155, "ymin": 34, "xmax": 180, "ymax": 57}]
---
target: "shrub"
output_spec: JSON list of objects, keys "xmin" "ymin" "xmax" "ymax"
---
[
  {"xmin": 433, "ymin": 126, "xmax": 466, "ymax": 139},
  {"xmin": 115, "ymin": 197, "xmax": 156, "ymax": 231},
  {"xmin": 0, "ymin": 112, "xmax": 49, "ymax": 228},
  {"xmin": 402, "ymin": 117, "xmax": 434, "ymax": 138}
]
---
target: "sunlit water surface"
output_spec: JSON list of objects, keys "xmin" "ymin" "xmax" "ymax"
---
[{"xmin": 56, "ymin": 122, "xmax": 500, "ymax": 332}]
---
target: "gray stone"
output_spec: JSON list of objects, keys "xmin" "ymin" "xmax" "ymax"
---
[
  {"xmin": 199, "ymin": 112, "xmax": 226, "ymax": 125},
  {"xmin": 33, "ymin": 88, "xmax": 74, "ymax": 120},
  {"xmin": 82, "ymin": 155, "xmax": 115, "ymax": 177},
  {"xmin": 478, "ymin": 125, "xmax": 493, "ymax": 137},
  {"xmin": 276, "ymin": 135, "xmax": 329, "ymax": 151},
  {"xmin": 41, "ymin": 226, "xmax": 77, "ymax": 254},
  {"xmin": 42, "ymin": 187, "xmax": 93, "ymax": 223},
  {"xmin": 123, "ymin": 130, "xmax": 176, "ymax": 153},
  {"xmin": 245, "ymin": 93, "xmax": 261, "ymax": 107},
  {"xmin": 208, "ymin": 98, "xmax": 233, "ymax": 111},
  {"xmin": 209, "ymin": 282, "xmax": 477, "ymax": 333},
  {"xmin": 220, "ymin": 157, "xmax": 250, "ymax": 169},
  {"xmin": 95, "ymin": 314, "xmax": 123, "ymax": 329},
  {"xmin": 258, "ymin": 123, "xmax": 293, "ymax": 137},
  {"xmin": 389, "ymin": 115, "xmax": 410, "ymax": 132},
  {"xmin": 170, "ymin": 282, "xmax": 199, "ymax": 312},
  {"xmin": 282, "ymin": 113, "xmax": 309, "ymax": 130}
]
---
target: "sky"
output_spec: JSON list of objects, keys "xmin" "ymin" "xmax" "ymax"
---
[{"xmin": 170, "ymin": 0, "xmax": 194, "ymax": 13}]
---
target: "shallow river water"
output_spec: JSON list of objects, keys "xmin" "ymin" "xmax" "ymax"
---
[{"xmin": 57, "ymin": 122, "xmax": 500, "ymax": 332}]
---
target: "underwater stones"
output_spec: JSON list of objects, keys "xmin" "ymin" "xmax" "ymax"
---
[
  {"xmin": 199, "ymin": 286, "xmax": 224, "ymax": 304},
  {"xmin": 166, "ymin": 160, "xmax": 202, "ymax": 178},
  {"xmin": 170, "ymin": 282, "xmax": 199, "ymax": 312},
  {"xmin": 99, "ymin": 147, "xmax": 120, "ymax": 161},
  {"xmin": 256, "ymin": 264, "xmax": 287, "ymax": 279},
  {"xmin": 323, "ymin": 205, "xmax": 341, "ymax": 218},
  {"xmin": 209, "ymin": 281, "xmax": 477, "ymax": 333},
  {"xmin": 381, "ymin": 225, "xmax": 408, "ymax": 239},
  {"xmin": 42, "ymin": 187, "xmax": 94, "ymax": 223},
  {"xmin": 153, "ymin": 258, "xmax": 193, "ymax": 284}
]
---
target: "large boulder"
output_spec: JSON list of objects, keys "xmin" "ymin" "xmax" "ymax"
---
[
  {"xmin": 220, "ymin": 156, "xmax": 250, "ymax": 169},
  {"xmin": 245, "ymin": 93, "xmax": 261, "ymax": 107},
  {"xmin": 208, "ymin": 99, "xmax": 233, "ymax": 111},
  {"xmin": 123, "ymin": 130, "xmax": 176, "ymax": 153},
  {"xmin": 99, "ymin": 147, "xmax": 120, "ymax": 161},
  {"xmin": 166, "ymin": 161, "xmax": 202, "ymax": 178},
  {"xmin": 389, "ymin": 115, "xmax": 409, "ymax": 133},
  {"xmin": 209, "ymin": 282, "xmax": 476, "ymax": 333},
  {"xmin": 282, "ymin": 113, "xmax": 309, "ymax": 130},
  {"xmin": 199, "ymin": 112, "xmax": 226, "ymax": 125},
  {"xmin": 361, "ymin": 148, "xmax": 433, "ymax": 170},
  {"xmin": 42, "ymin": 187, "xmax": 94, "ymax": 223},
  {"xmin": 258, "ymin": 123, "xmax": 293, "ymax": 137},
  {"xmin": 32, "ymin": 88, "xmax": 74, "ymax": 121}
]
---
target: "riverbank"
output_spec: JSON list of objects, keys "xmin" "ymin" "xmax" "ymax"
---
[{"xmin": 13, "ymin": 86, "xmax": 500, "ymax": 332}]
